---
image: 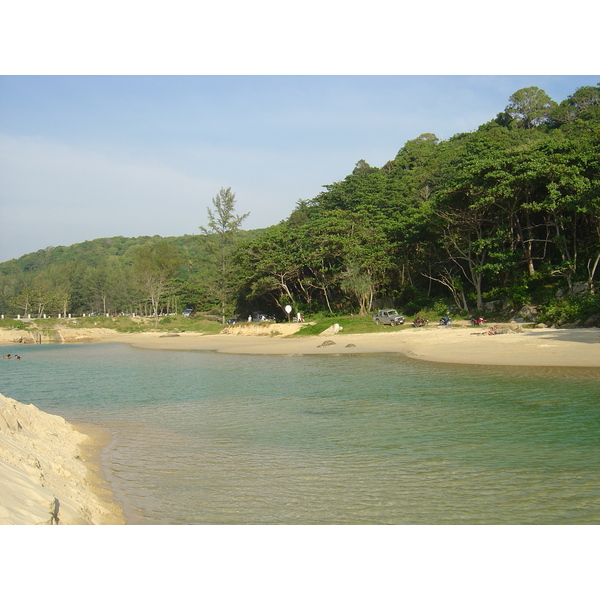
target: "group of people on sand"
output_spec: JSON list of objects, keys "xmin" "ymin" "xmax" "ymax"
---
[
  {"xmin": 3, "ymin": 354, "xmax": 20, "ymax": 360},
  {"xmin": 484, "ymin": 326, "xmax": 500, "ymax": 336}
]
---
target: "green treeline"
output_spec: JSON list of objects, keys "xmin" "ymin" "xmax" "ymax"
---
[
  {"xmin": 0, "ymin": 231, "xmax": 260, "ymax": 319},
  {"xmin": 1, "ymin": 84, "xmax": 599, "ymax": 325},
  {"xmin": 236, "ymin": 85, "xmax": 600, "ymax": 323}
]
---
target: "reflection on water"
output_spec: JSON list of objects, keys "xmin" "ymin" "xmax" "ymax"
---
[{"xmin": 1, "ymin": 342, "xmax": 600, "ymax": 524}]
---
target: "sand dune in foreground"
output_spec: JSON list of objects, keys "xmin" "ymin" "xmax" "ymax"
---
[{"xmin": 0, "ymin": 393, "xmax": 124, "ymax": 525}]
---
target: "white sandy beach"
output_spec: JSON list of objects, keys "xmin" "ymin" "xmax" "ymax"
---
[
  {"xmin": 1, "ymin": 321, "xmax": 599, "ymax": 525},
  {"xmin": 4, "ymin": 321, "xmax": 590, "ymax": 367},
  {"xmin": 2, "ymin": 321, "xmax": 600, "ymax": 366},
  {"xmin": 119, "ymin": 325, "xmax": 600, "ymax": 367}
]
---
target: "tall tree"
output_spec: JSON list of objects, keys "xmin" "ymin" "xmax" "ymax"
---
[
  {"xmin": 551, "ymin": 84, "xmax": 600, "ymax": 124},
  {"xmin": 504, "ymin": 86, "xmax": 557, "ymax": 129},
  {"xmin": 237, "ymin": 225, "xmax": 306, "ymax": 314},
  {"xmin": 89, "ymin": 256, "xmax": 129, "ymax": 315},
  {"xmin": 200, "ymin": 187, "xmax": 249, "ymax": 323},
  {"xmin": 132, "ymin": 241, "xmax": 182, "ymax": 326}
]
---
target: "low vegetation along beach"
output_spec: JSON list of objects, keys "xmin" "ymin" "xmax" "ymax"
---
[{"xmin": 1, "ymin": 317, "xmax": 599, "ymax": 525}]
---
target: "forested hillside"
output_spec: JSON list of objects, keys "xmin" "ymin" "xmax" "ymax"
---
[
  {"xmin": 0, "ymin": 231, "xmax": 261, "ymax": 318},
  {"xmin": 235, "ymin": 84, "xmax": 600, "ymax": 324},
  {"xmin": 1, "ymin": 84, "xmax": 599, "ymax": 325}
]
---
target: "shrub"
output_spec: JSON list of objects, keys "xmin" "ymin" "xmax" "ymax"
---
[
  {"xmin": 2, "ymin": 318, "xmax": 28, "ymax": 330},
  {"xmin": 538, "ymin": 294, "xmax": 600, "ymax": 325}
]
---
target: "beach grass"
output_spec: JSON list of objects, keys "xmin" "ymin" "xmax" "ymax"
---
[
  {"xmin": 292, "ymin": 314, "xmax": 412, "ymax": 336},
  {"xmin": 0, "ymin": 314, "xmax": 225, "ymax": 335}
]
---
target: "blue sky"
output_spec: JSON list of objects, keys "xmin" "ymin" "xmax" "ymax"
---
[{"xmin": 0, "ymin": 74, "xmax": 598, "ymax": 262}]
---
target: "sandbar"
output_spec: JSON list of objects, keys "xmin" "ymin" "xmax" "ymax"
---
[{"xmin": 99, "ymin": 323, "xmax": 600, "ymax": 368}]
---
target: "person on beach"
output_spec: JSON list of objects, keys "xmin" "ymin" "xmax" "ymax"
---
[{"xmin": 3, "ymin": 354, "xmax": 10, "ymax": 359}]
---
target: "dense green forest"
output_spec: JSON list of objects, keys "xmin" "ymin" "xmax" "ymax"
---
[{"xmin": 1, "ymin": 84, "xmax": 599, "ymax": 325}]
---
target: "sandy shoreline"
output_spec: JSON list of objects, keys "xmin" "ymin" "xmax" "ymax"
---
[
  {"xmin": 14, "ymin": 323, "xmax": 597, "ymax": 368},
  {"xmin": 117, "ymin": 326, "xmax": 600, "ymax": 367},
  {"xmin": 1, "ymin": 322, "xmax": 600, "ymax": 367},
  {"xmin": 0, "ymin": 392, "xmax": 125, "ymax": 525},
  {"xmin": 0, "ymin": 324, "xmax": 600, "ymax": 367}
]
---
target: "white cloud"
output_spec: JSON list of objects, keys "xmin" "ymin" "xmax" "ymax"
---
[
  {"xmin": 0, "ymin": 133, "xmax": 346, "ymax": 261},
  {"xmin": 0, "ymin": 135, "xmax": 222, "ymax": 260}
]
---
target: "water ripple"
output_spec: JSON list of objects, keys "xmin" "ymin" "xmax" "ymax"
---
[{"xmin": 2, "ymin": 342, "xmax": 600, "ymax": 524}]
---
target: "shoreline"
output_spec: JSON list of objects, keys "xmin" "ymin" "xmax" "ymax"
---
[
  {"xmin": 75, "ymin": 325, "xmax": 600, "ymax": 368},
  {"xmin": 1, "ymin": 323, "xmax": 600, "ymax": 367},
  {"xmin": 0, "ymin": 392, "xmax": 125, "ymax": 525}
]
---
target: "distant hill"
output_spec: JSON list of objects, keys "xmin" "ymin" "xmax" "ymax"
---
[
  {"xmin": 0, "ymin": 230, "xmax": 265, "ymax": 276},
  {"xmin": 0, "ymin": 230, "xmax": 266, "ymax": 317}
]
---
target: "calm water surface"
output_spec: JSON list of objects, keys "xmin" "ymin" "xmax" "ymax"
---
[{"xmin": 1, "ymin": 342, "xmax": 599, "ymax": 524}]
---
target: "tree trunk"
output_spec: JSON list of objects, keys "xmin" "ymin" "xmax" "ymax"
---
[{"xmin": 588, "ymin": 253, "xmax": 600, "ymax": 295}]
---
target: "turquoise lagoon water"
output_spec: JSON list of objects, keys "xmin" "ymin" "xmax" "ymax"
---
[{"xmin": 1, "ymin": 342, "xmax": 599, "ymax": 524}]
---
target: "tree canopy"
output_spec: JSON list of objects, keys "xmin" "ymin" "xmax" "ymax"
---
[{"xmin": 1, "ymin": 84, "xmax": 599, "ymax": 325}]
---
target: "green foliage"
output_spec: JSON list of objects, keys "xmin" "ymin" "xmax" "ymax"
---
[
  {"xmin": 292, "ymin": 315, "xmax": 396, "ymax": 336},
  {"xmin": 551, "ymin": 84, "xmax": 600, "ymax": 125},
  {"xmin": 0, "ymin": 231, "xmax": 261, "ymax": 318},
  {"xmin": 503, "ymin": 86, "xmax": 557, "ymax": 129},
  {"xmin": 131, "ymin": 240, "xmax": 183, "ymax": 327},
  {"xmin": 1, "ymin": 318, "xmax": 28, "ymax": 329},
  {"xmin": 538, "ymin": 294, "xmax": 600, "ymax": 325},
  {"xmin": 200, "ymin": 187, "xmax": 249, "ymax": 324},
  {"xmin": 432, "ymin": 298, "xmax": 451, "ymax": 315}
]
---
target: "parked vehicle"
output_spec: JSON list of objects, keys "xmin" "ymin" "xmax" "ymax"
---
[
  {"xmin": 372, "ymin": 309, "xmax": 405, "ymax": 326},
  {"xmin": 252, "ymin": 312, "xmax": 275, "ymax": 322},
  {"xmin": 182, "ymin": 309, "xmax": 194, "ymax": 317}
]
